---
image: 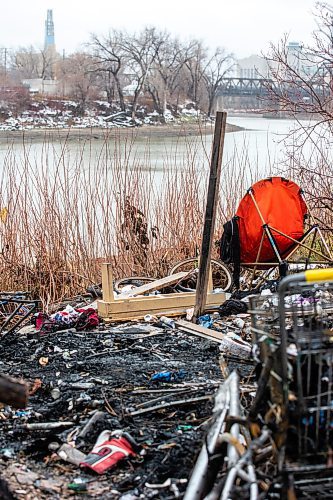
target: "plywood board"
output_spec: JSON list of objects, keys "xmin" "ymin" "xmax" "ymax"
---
[{"xmin": 118, "ymin": 271, "xmax": 189, "ymax": 297}]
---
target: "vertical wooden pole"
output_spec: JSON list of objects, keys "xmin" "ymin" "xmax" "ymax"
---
[
  {"xmin": 207, "ymin": 264, "xmax": 214, "ymax": 293},
  {"xmin": 193, "ymin": 111, "xmax": 227, "ymax": 321},
  {"xmin": 101, "ymin": 263, "xmax": 115, "ymax": 303}
]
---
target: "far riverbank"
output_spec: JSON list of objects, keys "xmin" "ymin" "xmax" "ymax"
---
[{"xmin": 0, "ymin": 122, "xmax": 242, "ymax": 144}]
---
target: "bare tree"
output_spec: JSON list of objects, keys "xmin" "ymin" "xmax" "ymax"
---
[
  {"xmin": 183, "ymin": 40, "xmax": 207, "ymax": 108},
  {"xmin": 58, "ymin": 52, "xmax": 98, "ymax": 115},
  {"xmin": 263, "ymin": 2, "xmax": 333, "ymax": 128},
  {"xmin": 202, "ymin": 48, "xmax": 234, "ymax": 116},
  {"xmin": 12, "ymin": 47, "xmax": 40, "ymax": 79},
  {"xmin": 89, "ymin": 30, "xmax": 127, "ymax": 110},
  {"xmin": 88, "ymin": 28, "xmax": 233, "ymax": 118},
  {"xmin": 122, "ymin": 27, "xmax": 164, "ymax": 119},
  {"xmin": 146, "ymin": 34, "xmax": 189, "ymax": 116},
  {"xmin": 12, "ymin": 46, "xmax": 55, "ymax": 80},
  {"xmin": 264, "ymin": 1, "xmax": 333, "ymax": 228}
]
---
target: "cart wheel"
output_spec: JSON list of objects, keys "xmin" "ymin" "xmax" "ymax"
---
[
  {"xmin": 169, "ymin": 258, "xmax": 232, "ymax": 292},
  {"xmin": 114, "ymin": 277, "xmax": 157, "ymax": 294}
]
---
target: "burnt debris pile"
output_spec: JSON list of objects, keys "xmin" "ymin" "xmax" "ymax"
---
[{"xmin": 0, "ymin": 320, "xmax": 253, "ymax": 499}]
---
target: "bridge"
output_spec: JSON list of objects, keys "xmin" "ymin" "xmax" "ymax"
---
[
  {"xmin": 217, "ymin": 76, "xmax": 331, "ymax": 98},
  {"xmin": 217, "ymin": 77, "xmax": 275, "ymax": 97}
]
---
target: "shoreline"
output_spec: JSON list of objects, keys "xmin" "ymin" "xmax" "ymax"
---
[{"xmin": 0, "ymin": 122, "xmax": 242, "ymax": 143}]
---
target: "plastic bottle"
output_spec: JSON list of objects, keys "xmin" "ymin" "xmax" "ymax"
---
[
  {"xmin": 144, "ymin": 314, "xmax": 158, "ymax": 322},
  {"xmin": 159, "ymin": 316, "xmax": 175, "ymax": 329},
  {"xmin": 58, "ymin": 444, "xmax": 87, "ymax": 466}
]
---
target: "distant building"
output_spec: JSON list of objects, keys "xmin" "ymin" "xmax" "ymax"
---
[
  {"xmin": 22, "ymin": 78, "xmax": 59, "ymax": 95},
  {"xmin": 287, "ymin": 41, "xmax": 302, "ymax": 73},
  {"xmin": 123, "ymin": 81, "xmax": 137, "ymax": 97},
  {"xmin": 44, "ymin": 9, "xmax": 55, "ymax": 51},
  {"xmin": 286, "ymin": 42, "xmax": 316, "ymax": 78},
  {"xmin": 234, "ymin": 48, "xmax": 317, "ymax": 81},
  {"xmin": 233, "ymin": 54, "xmax": 271, "ymax": 79}
]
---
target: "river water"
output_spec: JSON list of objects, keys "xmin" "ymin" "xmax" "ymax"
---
[
  {"xmin": 0, "ymin": 115, "xmax": 313, "ymax": 191},
  {"xmin": 0, "ymin": 115, "xmax": 314, "ymax": 213},
  {"xmin": 0, "ymin": 115, "xmax": 316, "ymax": 256}
]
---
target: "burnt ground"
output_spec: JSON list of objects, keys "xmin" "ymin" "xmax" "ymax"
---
[{"xmin": 0, "ymin": 324, "xmax": 253, "ymax": 499}]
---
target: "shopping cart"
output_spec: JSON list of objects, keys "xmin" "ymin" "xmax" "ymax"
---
[
  {"xmin": 279, "ymin": 269, "xmax": 333, "ymax": 464},
  {"xmin": 0, "ymin": 292, "xmax": 40, "ymax": 335},
  {"xmin": 250, "ymin": 268, "xmax": 333, "ymax": 496}
]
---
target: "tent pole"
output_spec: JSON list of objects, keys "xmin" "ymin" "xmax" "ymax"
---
[
  {"xmin": 269, "ymin": 225, "xmax": 331, "ymax": 261},
  {"xmin": 248, "ymin": 190, "xmax": 283, "ymax": 264}
]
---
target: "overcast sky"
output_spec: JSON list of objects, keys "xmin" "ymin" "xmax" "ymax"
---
[{"xmin": 0, "ymin": 0, "xmax": 320, "ymax": 58}]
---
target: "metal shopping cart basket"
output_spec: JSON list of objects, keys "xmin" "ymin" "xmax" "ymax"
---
[
  {"xmin": 278, "ymin": 269, "xmax": 333, "ymax": 466},
  {"xmin": 0, "ymin": 292, "xmax": 40, "ymax": 335},
  {"xmin": 250, "ymin": 269, "xmax": 333, "ymax": 496}
]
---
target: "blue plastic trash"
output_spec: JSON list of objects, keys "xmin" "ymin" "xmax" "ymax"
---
[
  {"xmin": 151, "ymin": 369, "xmax": 187, "ymax": 383},
  {"xmin": 197, "ymin": 314, "xmax": 213, "ymax": 329}
]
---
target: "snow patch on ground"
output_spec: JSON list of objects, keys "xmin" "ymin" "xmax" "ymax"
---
[{"xmin": 0, "ymin": 99, "xmax": 206, "ymax": 131}]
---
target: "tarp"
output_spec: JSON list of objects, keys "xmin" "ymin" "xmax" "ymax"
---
[{"xmin": 236, "ymin": 177, "xmax": 308, "ymax": 264}]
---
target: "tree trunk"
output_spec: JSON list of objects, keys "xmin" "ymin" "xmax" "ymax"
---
[
  {"xmin": 115, "ymin": 78, "xmax": 126, "ymax": 111},
  {"xmin": 131, "ymin": 90, "xmax": 140, "ymax": 119}
]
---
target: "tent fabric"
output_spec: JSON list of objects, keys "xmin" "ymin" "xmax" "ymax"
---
[{"xmin": 235, "ymin": 177, "xmax": 308, "ymax": 264}]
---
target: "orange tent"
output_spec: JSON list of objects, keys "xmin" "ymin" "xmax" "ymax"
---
[{"xmin": 236, "ymin": 177, "xmax": 308, "ymax": 264}]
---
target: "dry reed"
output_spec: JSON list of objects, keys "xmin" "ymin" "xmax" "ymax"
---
[{"xmin": 0, "ymin": 127, "xmax": 265, "ymax": 308}]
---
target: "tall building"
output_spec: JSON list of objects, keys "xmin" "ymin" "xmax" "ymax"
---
[
  {"xmin": 286, "ymin": 42, "xmax": 302, "ymax": 73},
  {"xmin": 234, "ymin": 55, "xmax": 271, "ymax": 79},
  {"xmin": 44, "ymin": 9, "xmax": 55, "ymax": 50},
  {"xmin": 286, "ymin": 42, "xmax": 316, "ymax": 78}
]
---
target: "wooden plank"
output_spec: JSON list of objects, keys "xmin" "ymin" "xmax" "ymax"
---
[
  {"xmin": 100, "ymin": 291, "xmax": 225, "ymax": 311},
  {"xmin": 175, "ymin": 319, "xmax": 225, "ymax": 343},
  {"xmin": 119, "ymin": 271, "xmax": 189, "ymax": 297},
  {"xmin": 97, "ymin": 291, "xmax": 225, "ymax": 322},
  {"xmin": 193, "ymin": 111, "xmax": 227, "ymax": 321},
  {"xmin": 116, "ymin": 291, "xmax": 197, "ymax": 301},
  {"xmin": 100, "ymin": 294, "xmax": 199, "ymax": 314},
  {"xmin": 101, "ymin": 263, "xmax": 115, "ymax": 303},
  {"xmin": 98, "ymin": 292, "xmax": 225, "ymax": 317},
  {"xmin": 98, "ymin": 308, "xmax": 201, "ymax": 322}
]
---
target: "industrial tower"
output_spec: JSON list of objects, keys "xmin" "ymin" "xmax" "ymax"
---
[
  {"xmin": 44, "ymin": 9, "xmax": 56, "ymax": 80},
  {"xmin": 44, "ymin": 9, "xmax": 55, "ymax": 50}
]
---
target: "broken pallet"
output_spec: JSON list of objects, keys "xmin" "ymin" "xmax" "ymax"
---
[{"xmin": 97, "ymin": 264, "xmax": 225, "ymax": 322}]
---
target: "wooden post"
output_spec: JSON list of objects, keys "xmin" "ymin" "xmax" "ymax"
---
[
  {"xmin": 197, "ymin": 257, "xmax": 213, "ymax": 292},
  {"xmin": 101, "ymin": 263, "xmax": 115, "ymax": 303},
  {"xmin": 193, "ymin": 111, "xmax": 227, "ymax": 321}
]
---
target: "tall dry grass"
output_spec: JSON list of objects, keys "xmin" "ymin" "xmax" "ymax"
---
[{"xmin": 0, "ymin": 127, "xmax": 265, "ymax": 308}]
